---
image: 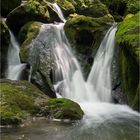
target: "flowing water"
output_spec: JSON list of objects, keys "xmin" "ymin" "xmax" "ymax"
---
[
  {"xmin": 2, "ymin": 3, "xmax": 139, "ymax": 140},
  {"xmin": 6, "ymin": 31, "xmax": 29, "ymax": 80}
]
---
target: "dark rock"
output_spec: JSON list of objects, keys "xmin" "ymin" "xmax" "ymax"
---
[
  {"xmin": 1, "ymin": 0, "xmax": 21, "ymax": 17},
  {"xmin": 0, "ymin": 18, "xmax": 10, "ymax": 78}
]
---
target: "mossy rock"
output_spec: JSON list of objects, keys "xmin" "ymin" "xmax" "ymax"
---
[
  {"xmin": 0, "ymin": 19, "xmax": 10, "ymax": 78},
  {"xmin": 116, "ymin": 12, "xmax": 140, "ymax": 63},
  {"xmin": 64, "ymin": 14, "xmax": 114, "ymax": 77},
  {"xmin": 116, "ymin": 12, "xmax": 140, "ymax": 111},
  {"xmin": 1, "ymin": 0, "xmax": 21, "ymax": 17},
  {"xmin": 43, "ymin": 98, "xmax": 84, "ymax": 120},
  {"xmin": 18, "ymin": 21, "xmax": 42, "ymax": 62},
  {"xmin": 100, "ymin": 0, "xmax": 127, "ymax": 21},
  {"xmin": 126, "ymin": 0, "xmax": 140, "ymax": 14},
  {"xmin": 76, "ymin": 0, "xmax": 109, "ymax": 18},
  {"xmin": 6, "ymin": 0, "xmax": 60, "ymax": 34},
  {"xmin": 0, "ymin": 80, "xmax": 50, "ymax": 125}
]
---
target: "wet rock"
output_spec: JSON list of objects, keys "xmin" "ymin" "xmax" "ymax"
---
[
  {"xmin": 64, "ymin": 14, "xmax": 114, "ymax": 77},
  {"xmin": 6, "ymin": 0, "xmax": 61, "ymax": 34},
  {"xmin": 1, "ymin": 0, "xmax": 21, "ymax": 17},
  {"xmin": 39, "ymin": 98, "xmax": 84, "ymax": 120},
  {"xmin": 0, "ymin": 19, "xmax": 10, "ymax": 78},
  {"xmin": 116, "ymin": 12, "xmax": 140, "ymax": 111}
]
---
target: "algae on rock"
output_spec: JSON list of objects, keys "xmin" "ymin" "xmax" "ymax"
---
[
  {"xmin": 41, "ymin": 98, "xmax": 84, "ymax": 120},
  {"xmin": 0, "ymin": 80, "xmax": 50, "ymax": 125},
  {"xmin": 116, "ymin": 12, "xmax": 140, "ymax": 111}
]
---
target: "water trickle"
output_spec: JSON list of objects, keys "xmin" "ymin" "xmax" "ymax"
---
[{"xmin": 6, "ymin": 31, "xmax": 27, "ymax": 80}]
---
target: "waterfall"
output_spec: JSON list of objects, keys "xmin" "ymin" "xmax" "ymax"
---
[
  {"xmin": 48, "ymin": 4, "xmax": 139, "ymax": 123},
  {"xmin": 52, "ymin": 3, "xmax": 66, "ymax": 22},
  {"xmin": 87, "ymin": 25, "xmax": 117, "ymax": 102},
  {"xmin": 6, "ymin": 31, "xmax": 27, "ymax": 80}
]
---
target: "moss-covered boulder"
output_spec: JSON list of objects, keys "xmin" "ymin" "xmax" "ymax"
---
[
  {"xmin": 0, "ymin": 80, "xmax": 50, "ymax": 125},
  {"xmin": 116, "ymin": 12, "xmax": 140, "ymax": 111},
  {"xmin": 1, "ymin": 0, "xmax": 21, "ymax": 17},
  {"xmin": 40, "ymin": 98, "xmax": 84, "ymax": 120},
  {"xmin": 64, "ymin": 14, "xmax": 114, "ymax": 77},
  {"xmin": 0, "ymin": 19, "xmax": 10, "ymax": 78},
  {"xmin": 18, "ymin": 21, "xmax": 42, "ymax": 62},
  {"xmin": 6, "ymin": 0, "xmax": 60, "ymax": 34},
  {"xmin": 76, "ymin": 0, "xmax": 109, "ymax": 18}
]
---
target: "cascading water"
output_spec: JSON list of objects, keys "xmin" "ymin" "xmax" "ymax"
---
[
  {"xmin": 52, "ymin": 3, "xmax": 66, "ymax": 23},
  {"xmin": 50, "ymin": 3, "xmax": 139, "ymax": 129},
  {"xmin": 6, "ymin": 31, "xmax": 26, "ymax": 80},
  {"xmin": 2, "ymin": 3, "xmax": 139, "ymax": 140}
]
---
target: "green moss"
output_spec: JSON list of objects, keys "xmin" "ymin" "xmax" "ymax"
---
[
  {"xmin": 116, "ymin": 12, "xmax": 140, "ymax": 111},
  {"xmin": 126, "ymin": 0, "xmax": 140, "ymax": 14},
  {"xmin": 18, "ymin": 21, "xmax": 41, "ymax": 62},
  {"xmin": 46, "ymin": 98, "xmax": 84, "ymax": 120},
  {"xmin": 6, "ymin": 0, "xmax": 60, "ymax": 34},
  {"xmin": 116, "ymin": 12, "xmax": 140, "ymax": 63},
  {"xmin": 0, "ymin": 80, "xmax": 49, "ymax": 125}
]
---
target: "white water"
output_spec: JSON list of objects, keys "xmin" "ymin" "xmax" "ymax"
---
[
  {"xmin": 50, "ymin": 3, "xmax": 140, "ymax": 122},
  {"xmin": 7, "ymin": 31, "xmax": 26, "ymax": 80},
  {"xmin": 52, "ymin": 3, "xmax": 66, "ymax": 23}
]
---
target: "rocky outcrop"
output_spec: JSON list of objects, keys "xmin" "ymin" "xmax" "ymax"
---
[
  {"xmin": 64, "ymin": 14, "xmax": 114, "ymax": 77},
  {"xmin": 116, "ymin": 12, "xmax": 140, "ymax": 111},
  {"xmin": 0, "ymin": 80, "xmax": 50, "ymax": 125},
  {"xmin": 1, "ymin": 0, "xmax": 21, "ymax": 17},
  {"xmin": 6, "ymin": 0, "xmax": 60, "ymax": 34},
  {"xmin": 39, "ymin": 98, "xmax": 84, "ymax": 120},
  {"xmin": 0, "ymin": 19, "xmax": 10, "ymax": 78}
]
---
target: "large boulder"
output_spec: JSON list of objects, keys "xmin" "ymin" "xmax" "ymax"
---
[
  {"xmin": 6, "ymin": 0, "xmax": 61, "ymax": 34},
  {"xmin": 0, "ymin": 19, "xmax": 10, "ymax": 78},
  {"xmin": 19, "ymin": 23, "xmax": 56, "ymax": 98},
  {"xmin": 116, "ymin": 12, "xmax": 140, "ymax": 111},
  {"xmin": 1, "ymin": 0, "xmax": 21, "ymax": 17},
  {"xmin": 39, "ymin": 98, "xmax": 84, "ymax": 120},
  {"xmin": 64, "ymin": 14, "xmax": 114, "ymax": 77},
  {"xmin": 0, "ymin": 80, "xmax": 50, "ymax": 125}
]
